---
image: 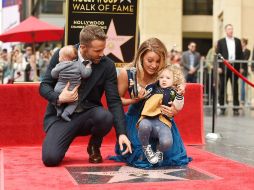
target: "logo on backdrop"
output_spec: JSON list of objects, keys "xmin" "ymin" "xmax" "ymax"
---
[{"xmin": 66, "ymin": 0, "xmax": 139, "ymax": 63}]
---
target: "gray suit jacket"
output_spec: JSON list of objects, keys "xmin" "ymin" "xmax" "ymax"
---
[{"xmin": 181, "ymin": 51, "xmax": 201, "ymax": 77}]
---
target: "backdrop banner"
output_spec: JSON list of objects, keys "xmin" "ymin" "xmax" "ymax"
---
[{"xmin": 66, "ymin": 0, "xmax": 139, "ymax": 64}]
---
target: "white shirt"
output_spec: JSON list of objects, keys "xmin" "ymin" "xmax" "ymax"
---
[
  {"xmin": 189, "ymin": 53, "xmax": 195, "ymax": 69},
  {"xmin": 78, "ymin": 46, "xmax": 92, "ymax": 64},
  {"xmin": 225, "ymin": 37, "xmax": 236, "ymax": 60}
]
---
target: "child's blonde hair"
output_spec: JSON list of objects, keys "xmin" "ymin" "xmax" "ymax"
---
[
  {"xmin": 59, "ymin": 45, "xmax": 77, "ymax": 61},
  {"xmin": 158, "ymin": 64, "xmax": 185, "ymax": 89}
]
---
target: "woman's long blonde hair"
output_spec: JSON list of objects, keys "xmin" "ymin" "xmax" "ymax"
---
[{"xmin": 126, "ymin": 38, "xmax": 168, "ymax": 83}]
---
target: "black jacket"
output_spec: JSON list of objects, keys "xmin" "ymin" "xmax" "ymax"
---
[
  {"xmin": 216, "ymin": 37, "xmax": 243, "ymax": 72},
  {"xmin": 39, "ymin": 44, "xmax": 126, "ymax": 136}
]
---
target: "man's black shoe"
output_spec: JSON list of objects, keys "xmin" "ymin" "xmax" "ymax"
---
[{"xmin": 87, "ymin": 145, "xmax": 103, "ymax": 163}]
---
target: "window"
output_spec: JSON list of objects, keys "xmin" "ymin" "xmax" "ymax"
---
[
  {"xmin": 41, "ymin": 0, "xmax": 64, "ymax": 14},
  {"xmin": 183, "ymin": 0, "xmax": 213, "ymax": 15}
]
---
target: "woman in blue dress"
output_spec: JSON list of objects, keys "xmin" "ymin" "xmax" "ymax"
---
[{"xmin": 111, "ymin": 38, "xmax": 191, "ymax": 168}]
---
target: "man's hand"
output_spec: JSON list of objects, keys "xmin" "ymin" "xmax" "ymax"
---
[
  {"xmin": 118, "ymin": 134, "xmax": 132, "ymax": 155},
  {"xmin": 188, "ymin": 68, "xmax": 196, "ymax": 74},
  {"xmin": 58, "ymin": 82, "xmax": 79, "ymax": 104}
]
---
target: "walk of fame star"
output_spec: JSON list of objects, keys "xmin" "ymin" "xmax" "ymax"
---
[
  {"xmin": 104, "ymin": 19, "xmax": 133, "ymax": 62},
  {"xmin": 81, "ymin": 166, "xmax": 187, "ymax": 183},
  {"xmin": 66, "ymin": 165, "xmax": 214, "ymax": 184}
]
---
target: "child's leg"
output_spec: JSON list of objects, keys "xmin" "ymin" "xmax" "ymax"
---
[
  {"xmin": 138, "ymin": 118, "xmax": 153, "ymax": 146},
  {"xmin": 56, "ymin": 106, "xmax": 63, "ymax": 117},
  {"xmin": 61, "ymin": 102, "xmax": 78, "ymax": 122},
  {"xmin": 157, "ymin": 124, "xmax": 173, "ymax": 152},
  {"xmin": 138, "ymin": 118, "xmax": 158, "ymax": 164},
  {"xmin": 150, "ymin": 120, "xmax": 173, "ymax": 162}
]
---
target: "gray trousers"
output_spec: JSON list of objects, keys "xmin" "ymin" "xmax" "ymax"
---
[{"xmin": 138, "ymin": 117, "xmax": 173, "ymax": 152}]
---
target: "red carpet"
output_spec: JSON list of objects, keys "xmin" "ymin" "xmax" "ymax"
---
[{"xmin": 1, "ymin": 145, "xmax": 254, "ymax": 190}]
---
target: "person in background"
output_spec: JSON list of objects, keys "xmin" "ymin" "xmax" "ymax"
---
[
  {"xmin": 240, "ymin": 38, "xmax": 250, "ymax": 105},
  {"xmin": 216, "ymin": 24, "xmax": 243, "ymax": 116},
  {"xmin": 181, "ymin": 42, "xmax": 201, "ymax": 83},
  {"xmin": 205, "ymin": 43, "xmax": 217, "ymax": 74},
  {"xmin": 38, "ymin": 49, "xmax": 52, "ymax": 80},
  {"xmin": 169, "ymin": 49, "xmax": 182, "ymax": 66},
  {"xmin": 12, "ymin": 46, "xmax": 25, "ymax": 82},
  {"xmin": 0, "ymin": 49, "xmax": 13, "ymax": 84},
  {"xmin": 23, "ymin": 46, "xmax": 38, "ymax": 82},
  {"xmin": 252, "ymin": 47, "xmax": 254, "ymax": 72}
]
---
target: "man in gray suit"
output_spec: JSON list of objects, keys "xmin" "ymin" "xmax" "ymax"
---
[
  {"xmin": 39, "ymin": 25, "xmax": 132, "ymax": 166},
  {"xmin": 181, "ymin": 42, "xmax": 201, "ymax": 83}
]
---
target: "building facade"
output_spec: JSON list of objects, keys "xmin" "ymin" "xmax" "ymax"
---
[{"xmin": 25, "ymin": 0, "xmax": 254, "ymax": 56}]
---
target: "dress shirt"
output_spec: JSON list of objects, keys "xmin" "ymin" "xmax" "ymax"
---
[
  {"xmin": 226, "ymin": 37, "xmax": 236, "ymax": 60},
  {"xmin": 189, "ymin": 53, "xmax": 195, "ymax": 69}
]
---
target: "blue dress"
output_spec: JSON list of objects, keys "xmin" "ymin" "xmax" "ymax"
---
[{"xmin": 110, "ymin": 72, "xmax": 192, "ymax": 168}]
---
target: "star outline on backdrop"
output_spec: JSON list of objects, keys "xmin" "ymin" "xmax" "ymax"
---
[
  {"xmin": 80, "ymin": 165, "xmax": 188, "ymax": 183},
  {"xmin": 104, "ymin": 19, "xmax": 133, "ymax": 62},
  {"xmin": 120, "ymin": 0, "xmax": 132, "ymax": 3}
]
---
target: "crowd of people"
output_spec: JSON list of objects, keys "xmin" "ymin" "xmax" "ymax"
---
[
  {"xmin": 0, "ymin": 45, "xmax": 55, "ymax": 84},
  {"xmin": 168, "ymin": 24, "xmax": 254, "ymax": 115}
]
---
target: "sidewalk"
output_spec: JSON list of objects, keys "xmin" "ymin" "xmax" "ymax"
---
[{"xmin": 199, "ymin": 110, "xmax": 254, "ymax": 166}]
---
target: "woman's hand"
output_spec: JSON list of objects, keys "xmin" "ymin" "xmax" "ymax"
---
[
  {"xmin": 160, "ymin": 101, "xmax": 178, "ymax": 117},
  {"xmin": 129, "ymin": 79, "xmax": 146, "ymax": 100},
  {"xmin": 137, "ymin": 87, "xmax": 147, "ymax": 99}
]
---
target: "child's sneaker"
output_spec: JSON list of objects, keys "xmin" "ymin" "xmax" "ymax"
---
[
  {"xmin": 156, "ymin": 150, "xmax": 163, "ymax": 162},
  {"xmin": 143, "ymin": 145, "xmax": 158, "ymax": 164}
]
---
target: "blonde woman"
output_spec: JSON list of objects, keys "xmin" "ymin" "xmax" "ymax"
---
[{"xmin": 111, "ymin": 38, "xmax": 191, "ymax": 168}]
